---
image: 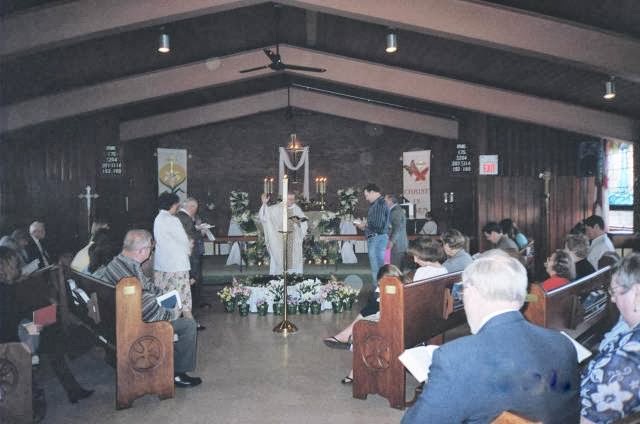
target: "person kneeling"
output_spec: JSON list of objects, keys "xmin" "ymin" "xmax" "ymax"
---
[{"xmin": 94, "ymin": 229, "xmax": 202, "ymax": 388}]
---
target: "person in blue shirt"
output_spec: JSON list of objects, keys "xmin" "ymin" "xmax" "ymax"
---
[{"xmin": 355, "ymin": 184, "xmax": 389, "ymax": 286}]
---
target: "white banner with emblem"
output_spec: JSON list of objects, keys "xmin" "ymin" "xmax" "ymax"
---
[
  {"xmin": 402, "ymin": 150, "xmax": 431, "ymax": 218},
  {"xmin": 157, "ymin": 148, "xmax": 188, "ymax": 201}
]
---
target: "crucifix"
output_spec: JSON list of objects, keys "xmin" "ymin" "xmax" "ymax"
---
[{"xmin": 78, "ymin": 185, "xmax": 100, "ymax": 234}]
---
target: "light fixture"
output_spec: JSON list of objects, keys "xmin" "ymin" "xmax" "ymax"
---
[
  {"xmin": 603, "ymin": 77, "xmax": 616, "ymax": 100},
  {"xmin": 158, "ymin": 33, "xmax": 170, "ymax": 54},
  {"xmin": 385, "ymin": 31, "xmax": 397, "ymax": 53}
]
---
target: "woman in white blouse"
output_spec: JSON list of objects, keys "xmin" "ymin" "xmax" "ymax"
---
[{"xmin": 153, "ymin": 192, "xmax": 194, "ymax": 320}]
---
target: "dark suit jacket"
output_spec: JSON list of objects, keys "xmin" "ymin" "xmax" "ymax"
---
[
  {"xmin": 25, "ymin": 236, "xmax": 51, "ymax": 269},
  {"xmin": 402, "ymin": 311, "xmax": 579, "ymax": 424},
  {"xmin": 176, "ymin": 210, "xmax": 199, "ymax": 241},
  {"xmin": 388, "ymin": 205, "xmax": 408, "ymax": 254}
]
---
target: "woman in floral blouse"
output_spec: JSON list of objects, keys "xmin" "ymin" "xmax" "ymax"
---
[{"xmin": 581, "ymin": 253, "xmax": 640, "ymax": 423}]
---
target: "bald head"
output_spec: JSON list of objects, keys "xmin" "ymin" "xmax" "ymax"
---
[
  {"xmin": 29, "ymin": 221, "xmax": 46, "ymax": 240},
  {"xmin": 182, "ymin": 197, "xmax": 198, "ymax": 217}
]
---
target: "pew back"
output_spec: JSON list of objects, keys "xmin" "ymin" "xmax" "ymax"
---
[
  {"xmin": 524, "ymin": 266, "xmax": 616, "ymax": 345},
  {"xmin": 352, "ymin": 272, "xmax": 465, "ymax": 409}
]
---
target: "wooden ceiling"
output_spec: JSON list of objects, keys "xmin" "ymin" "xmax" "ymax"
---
[{"xmin": 1, "ymin": 1, "xmax": 639, "ymax": 140}]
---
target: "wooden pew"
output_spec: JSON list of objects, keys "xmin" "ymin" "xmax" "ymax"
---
[
  {"xmin": 352, "ymin": 272, "xmax": 466, "ymax": 409},
  {"xmin": 0, "ymin": 265, "xmax": 60, "ymax": 423},
  {"xmin": 63, "ymin": 267, "xmax": 175, "ymax": 409},
  {"xmin": 523, "ymin": 266, "xmax": 616, "ymax": 347}
]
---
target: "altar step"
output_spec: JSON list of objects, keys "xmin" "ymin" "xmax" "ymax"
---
[{"xmin": 201, "ymin": 253, "xmax": 373, "ymax": 285}]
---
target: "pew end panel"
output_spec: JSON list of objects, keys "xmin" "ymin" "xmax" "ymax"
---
[
  {"xmin": 353, "ymin": 276, "xmax": 406, "ymax": 409},
  {"xmin": 115, "ymin": 277, "xmax": 175, "ymax": 409},
  {"xmin": 0, "ymin": 343, "xmax": 32, "ymax": 424},
  {"xmin": 352, "ymin": 272, "xmax": 466, "ymax": 410}
]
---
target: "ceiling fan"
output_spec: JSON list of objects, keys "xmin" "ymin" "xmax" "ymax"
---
[{"xmin": 239, "ymin": 44, "xmax": 326, "ymax": 74}]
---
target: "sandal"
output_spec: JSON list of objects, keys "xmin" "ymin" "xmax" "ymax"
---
[
  {"xmin": 341, "ymin": 376, "xmax": 353, "ymax": 384},
  {"xmin": 323, "ymin": 336, "xmax": 351, "ymax": 350}
]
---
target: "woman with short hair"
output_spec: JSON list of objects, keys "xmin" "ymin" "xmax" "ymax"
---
[
  {"xmin": 542, "ymin": 249, "xmax": 575, "ymax": 291},
  {"xmin": 408, "ymin": 239, "xmax": 447, "ymax": 282},
  {"xmin": 153, "ymin": 192, "xmax": 194, "ymax": 321},
  {"xmin": 581, "ymin": 253, "xmax": 640, "ymax": 423},
  {"xmin": 441, "ymin": 229, "xmax": 473, "ymax": 273},
  {"xmin": 565, "ymin": 234, "xmax": 595, "ymax": 279}
]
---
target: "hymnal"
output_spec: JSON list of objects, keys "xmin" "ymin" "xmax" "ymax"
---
[
  {"xmin": 560, "ymin": 331, "xmax": 592, "ymax": 363},
  {"xmin": 398, "ymin": 345, "xmax": 439, "ymax": 383},
  {"xmin": 33, "ymin": 304, "xmax": 57, "ymax": 327},
  {"xmin": 157, "ymin": 290, "xmax": 182, "ymax": 309}
]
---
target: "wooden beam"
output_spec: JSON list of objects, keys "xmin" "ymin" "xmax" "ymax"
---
[
  {"xmin": 2, "ymin": 0, "xmax": 639, "ymax": 84},
  {"xmin": 2, "ymin": 46, "xmax": 636, "ymax": 141},
  {"xmin": 119, "ymin": 87, "xmax": 459, "ymax": 141},
  {"xmin": 0, "ymin": 0, "xmax": 261, "ymax": 57},
  {"xmin": 120, "ymin": 89, "xmax": 289, "ymax": 141}
]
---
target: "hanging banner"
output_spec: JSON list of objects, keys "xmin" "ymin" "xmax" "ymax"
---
[
  {"xmin": 402, "ymin": 150, "xmax": 431, "ymax": 218},
  {"xmin": 157, "ymin": 148, "xmax": 187, "ymax": 201}
]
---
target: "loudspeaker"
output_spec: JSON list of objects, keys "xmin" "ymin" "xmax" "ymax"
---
[{"xmin": 577, "ymin": 141, "xmax": 603, "ymax": 177}]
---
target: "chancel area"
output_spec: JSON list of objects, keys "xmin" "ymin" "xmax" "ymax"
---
[{"xmin": 1, "ymin": 1, "xmax": 640, "ymax": 423}]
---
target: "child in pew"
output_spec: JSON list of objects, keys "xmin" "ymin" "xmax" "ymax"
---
[
  {"xmin": 0, "ymin": 247, "xmax": 94, "ymax": 419},
  {"xmin": 542, "ymin": 249, "xmax": 575, "ymax": 291}
]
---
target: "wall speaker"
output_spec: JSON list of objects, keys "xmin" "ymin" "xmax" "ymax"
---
[{"xmin": 577, "ymin": 141, "xmax": 603, "ymax": 177}]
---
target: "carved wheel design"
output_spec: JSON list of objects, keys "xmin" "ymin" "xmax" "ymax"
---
[
  {"xmin": 128, "ymin": 336, "xmax": 163, "ymax": 372},
  {"xmin": 361, "ymin": 336, "xmax": 391, "ymax": 370},
  {"xmin": 0, "ymin": 359, "xmax": 18, "ymax": 401}
]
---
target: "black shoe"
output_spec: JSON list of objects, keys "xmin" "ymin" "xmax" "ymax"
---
[
  {"xmin": 196, "ymin": 323, "xmax": 206, "ymax": 331},
  {"xmin": 174, "ymin": 373, "xmax": 202, "ymax": 388},
  {"xmin": 199, "ymin": 303, "xmax": 212, "ymax": 309},
  {"xmin": 68, "ymin": 388, "xmax": 94, "ymax": 404}
]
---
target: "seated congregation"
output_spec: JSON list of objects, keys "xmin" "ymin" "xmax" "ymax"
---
[{"xmin": 2, "ymin": 185, "xmax": 639, "ymax": 424}]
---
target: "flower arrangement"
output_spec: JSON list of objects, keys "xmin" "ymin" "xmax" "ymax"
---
[
  {"xmin": 256, "ymin": 298, "xmax": 268, "ymax": 308},
  {"xmin": 229, "ymin": 191, "xmax": 257, "ymax": 234},
  {"xmin": 267, "ymin": 279, "xmax": 284, "ymax": 303},
  {"xmin": 317, "ymin": 211, "xmax": 340, "ymax": 235},
  {"xmin": 232, "ymin": 283, "xmax": 251, "ymax": 304},
  {"xmin": 287, "ymin": 294, "xmax": 299, "ymax": 306},
  {"xmin": 217, "ymin": 286, "xmax": 233, "ymax": 303},
  {"xmin": 243, "ymin": 235, "xmax": 269, "ymax": 266},
  {"xmin": 297, "ymin": 278, "xmax": 320, "ymax": 303},
  {"xmin": 337, "ymin": 187, "xmax": 359, "ymax": 217},
  {"xmin": 320, "ymin": 280, "xmax": 344, "ymax": 303},
  {"xmin": 339, "ymin": 285, "xmax": 359, "ymax": 304}
]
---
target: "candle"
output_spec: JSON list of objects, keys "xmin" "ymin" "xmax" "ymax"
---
[
  {"xmin": 264, "ymin": 178, "xmax": 268, "ymax": 194},
  {"xmin": 315, "ymin": 177, "xmax": 319, "ymax": 194},
  {"xmin": 282, "ymin": 175, "xmax": 288, "ymax": 232}
]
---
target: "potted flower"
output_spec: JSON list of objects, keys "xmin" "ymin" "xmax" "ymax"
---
[
  {"xmin": 322, "ymin": 281, "xmax": 344, "ymax": 313},
  {"xmin": 339, "ymin": 285, "xmax": 359, "ymax": 310},
  {"xmin": 268, "ymin": 279, "xmax": 284, "ymax": 315},
  {"xmin": 309, "ymin": 295, "xmax": 322, "ymax": 314},
  {"xmin": 232, "ymin": 283, "xmax": 252, "ymax": 316},
  {"xmin": 256, "ymin": 298, "xmax": 268, "ymax": 316},
  {"xmin": 217, "ymin": 286, "xmax": 235, "ymax": 312},
  {"xmin": 297, "ymin": 279, "xmax": 318, "ymax": 314},
  {"xmin": 286, "ymin": 295, "xmax": 299, "ymax": 315}
]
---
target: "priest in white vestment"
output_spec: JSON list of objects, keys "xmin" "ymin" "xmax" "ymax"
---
[{"xmin": 259, "ymin": 193, "xmax": 308, "ymax": 274}]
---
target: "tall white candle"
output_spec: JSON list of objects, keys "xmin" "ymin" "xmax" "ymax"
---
[{"xmin": 282, "ymin": 175, "xmax": 288, "ymax": 232}]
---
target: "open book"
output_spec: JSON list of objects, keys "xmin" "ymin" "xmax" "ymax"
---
[
  {"xmin": 157, "ymin": 290, "xmax": 182, "ymax": 309},
  {"xmin": 398, "ymin": 345, "xmax": 440, "ymax": 383},
  {"xmin": 561, "ymin": 331, "xmax": 592, "ymax": 363}
]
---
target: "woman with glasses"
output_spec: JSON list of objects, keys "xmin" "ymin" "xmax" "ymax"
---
[
  {"xmin": 542, "ymin": 249, "xmax": 575, "ymax": 291},
  {"xmin": 581, "ymin": 253, "xmax": 640, "ymax": 423}
]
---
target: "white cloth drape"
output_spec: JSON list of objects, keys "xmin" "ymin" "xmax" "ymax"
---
[
  {"xmin": 225, "ymin": 219, "xmax": 245, "ymax": 266},
  {"xmin": 339, "ymin": 220, "xmax": 358, "ymax": 264},
  {"xmin": 279, "ymin": 147, "xmax": 310, "ymax": 200}
]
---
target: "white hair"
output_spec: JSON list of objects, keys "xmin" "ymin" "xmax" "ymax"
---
[
  {"xmin": 29, "ymin": 221, "xmax": 44, "ymax": 234},
  {"xmin": 462, "ymin": 249, "xmax": 527, "ymax": 305},
  {"xmin": 182, "ymin": 197, "xmax": 198, "ymax": 208}
]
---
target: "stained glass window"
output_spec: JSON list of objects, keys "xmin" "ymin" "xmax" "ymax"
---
[{"xmin": 607, "ymin": 141, "xmax": 634, "ymax": 207}]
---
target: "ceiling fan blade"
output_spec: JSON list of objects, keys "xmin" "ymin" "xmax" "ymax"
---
[
  {"xmin": 264, "ymin": 48, "xmax": 280, "ymax": 64},
  {"xmin": 282, "ymin": 64, "xmax": 327, "ymax": 73},
  {"xmin": 239, "ymin": 65, "xmax": 270, "ymax": 74}
]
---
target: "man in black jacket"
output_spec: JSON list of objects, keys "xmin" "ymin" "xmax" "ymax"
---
[{"xmin": 25, "ymin": 221, "xmax": 51, "ymax": 269}]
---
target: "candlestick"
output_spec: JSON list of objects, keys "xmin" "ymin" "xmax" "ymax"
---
[
  {"xmin": 315, "ymin": 177, "xmax": 320, "ymax": 194},
  {"xmin": 269, "ymin": 178, "xmax": 274, "ymax": 195},
  {"xmin": 282, "ymin": 175, "xmax": 288, "ymax": 232},
  {"xmin": 264, "ymin": 178, "xmax": 268, "ymax": 194}
]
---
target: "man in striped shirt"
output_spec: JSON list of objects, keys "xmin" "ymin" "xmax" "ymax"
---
[
  {"xmin": 94, "ymin": 229, "xmax": 202, "ymax": 388},
  {"xmin": 356, "ymin": 184, "xmax": 389, "ymax": 285}
]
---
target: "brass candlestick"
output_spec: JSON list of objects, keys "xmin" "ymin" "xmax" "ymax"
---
[{"xmin": 273, "ymin": 230, "xmax": 298, "ymax": 334}]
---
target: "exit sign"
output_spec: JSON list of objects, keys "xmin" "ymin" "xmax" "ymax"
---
[{"xmin": 479, "ymin": 155, "xmax": 499, "ymax": 175}]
